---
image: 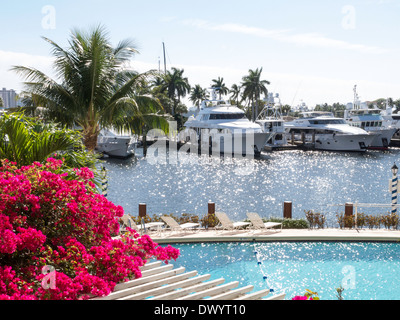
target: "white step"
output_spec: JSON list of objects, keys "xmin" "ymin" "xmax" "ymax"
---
[
  {"xmin": 205, "ymin": 285, "xmax": 254, "ymax": 300},
  {"xmin": 118, "ymin": 270, "xmax": 198, "ymax": 300},
  {"xmin": 177, "ymin": 281, "xmax": 239, "ymax": 300},
  {"xmin": 150, "ymin": 278, "xmax": 226, "ymax": 300},
  {"xmin": 121, "ymin": 274, "xmax": 211, "ymax": 300}
]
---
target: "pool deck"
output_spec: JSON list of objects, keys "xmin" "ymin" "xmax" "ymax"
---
[{"xmin": 150, "ymin": 228, "xmax": 400, "ymax": 244}]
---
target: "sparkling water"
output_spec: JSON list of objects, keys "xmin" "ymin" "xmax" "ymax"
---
[
  {"xmin": 170, "ymin": 241, "xmax": 400, "ymax": 300},
  {"xmin": 103, "ymin": 147, "xmax": 400, "ymax": 225}
]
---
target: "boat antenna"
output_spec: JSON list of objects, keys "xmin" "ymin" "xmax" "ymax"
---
[
  {"xmin": 353, "ymin": 85, "xmax": 360, "ymax": 109},
  {"xmin": 291, "ymin": 81, "xmax": 302, "ymax": 106}
]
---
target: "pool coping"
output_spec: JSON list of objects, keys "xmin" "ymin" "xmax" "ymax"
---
[{"xmin": 150, "ymin": 228, "xmax": 400, "ymax": 244}]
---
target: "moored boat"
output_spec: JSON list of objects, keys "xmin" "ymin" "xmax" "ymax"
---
[
  {"xmin": 285, "ymin": 111, "xmax": 374, "ymax": 152},
  {"xmin": 182, "ymin": 90, "xmax": 273, "ymax": 156},
  {"xmin": 96, "ymin": 129, "xmax": 134, "ymax": 158}
]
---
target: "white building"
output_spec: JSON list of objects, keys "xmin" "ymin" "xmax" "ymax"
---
[{"xmin": 0, "ymin": 88, "xmax": 17, "ymax": 108}]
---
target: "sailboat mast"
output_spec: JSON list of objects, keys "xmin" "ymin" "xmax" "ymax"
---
[{"xmin": 162, "ymin": 42, "xmax": 167, "ymax": 73}]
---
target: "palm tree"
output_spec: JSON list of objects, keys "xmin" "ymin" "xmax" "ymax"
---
[
  {"xmin": 241, "ymin": 68, "xmax": 270, "ymax": 121},
  {"xmin": 229, "ymin": 84, "xmax": 242, "ymax": 106},
  {"xmin": 159, "ymin": 67, "xmax": 190, "ymax": 115},
  {"xmin": 11, "ymin": 25, "xmax": 167, "ymax": 152},
  {"xmin": 211, "ymin": 77, "xmax": 229, "ymax": 100},
  {"xmin": 0, "ymin": 113, "xmax": 97, "ymax": 169},
  {"xmin": 189, "ymin": 85, "xmax": 208, "ymax": 109}
]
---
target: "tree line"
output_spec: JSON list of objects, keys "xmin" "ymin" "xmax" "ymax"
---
[{"xmin": 9, "ymin": 24, "xmax": 400, "ymax": 153}]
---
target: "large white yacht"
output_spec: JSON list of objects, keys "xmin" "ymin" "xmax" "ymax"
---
[
  {"xmin": 344, "ymin": 86, "xmax": 396, "ymax": 150},
  {"xmin": 182, "ymin": 90, "xmax": 273, "ymax": 156},
  {"xmin": 284, "ymin": 111, "xmax": 374, "ymax": 152}
]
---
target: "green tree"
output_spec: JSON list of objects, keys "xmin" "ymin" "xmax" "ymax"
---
[
  {"xmin": 211, "ymin": 77, "xmax": 229, "ymax": 100},
  {"xmin": 12, "ymin": 25, "xmax": 167, "ymax": 152},
  {"xmin": 0, "ymin": 112, "xmax": 98, "ymax": 169},
  {"xmin": 241, "ymin": 68, "xmax": 270, "ymax": 121},
  {"xmin": 189, "ymin": 84, "xmax": 208, "ymax": 109},
  {"xmin": 281, "ymin": 104, "xmax": 291, "ymax": 115},
  {"xmin": 159, "ymin": 67, "xmax": 190, "ymax": 115},
  {"xmin": 229, "ymin": 84, "xmax": 242, "ymax": 106}
]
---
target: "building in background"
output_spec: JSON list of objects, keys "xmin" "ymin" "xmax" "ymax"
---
[{"xmin": 0, "ymin": 88, "xmax": 18, "ymax": 108}]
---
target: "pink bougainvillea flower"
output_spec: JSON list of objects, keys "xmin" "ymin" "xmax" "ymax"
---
[{"xmin": 0, "ymin": 158, "xmax": 180, "ymax": 300}]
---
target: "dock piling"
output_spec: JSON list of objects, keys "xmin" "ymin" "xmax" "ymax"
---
[
  {"xmin": 208, "ymin": 202, "xmax": 215, "ymax": 215},
  {"xmin": 283, "ymin": 201, "xmax": 292, "ymax": 219}
]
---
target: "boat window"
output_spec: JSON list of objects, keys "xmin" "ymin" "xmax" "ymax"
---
[
  {"xmin": 209, "ymin": 113, "xmax": 246, "ymax": 120},
  {"xmin": 309, "ymin": 119, "xmax": 346, "ymax": 125}
]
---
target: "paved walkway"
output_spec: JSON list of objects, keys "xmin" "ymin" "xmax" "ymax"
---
[{"xmin": 150, "ymin": 228, "xmax": 400, "ymax": 244}]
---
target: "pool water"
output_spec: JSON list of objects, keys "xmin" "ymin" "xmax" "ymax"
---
[{"xmin": 169, "ymin": 241, "xmax": 400, "ymax": 300}]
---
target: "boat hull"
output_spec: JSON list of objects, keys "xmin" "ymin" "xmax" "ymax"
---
[
  {"xmin": 181, "ymin": 130, "xmax": 273, "ymax": 156},
  {"xmin": 313, "ymin": 133, "xmax": 374, "ymax": 151},
  {"xmin": 286, "ymin": 131, "xmax": 374, "ymax": 152},
  {"xmin": 207, "ymin": 132, "xmax": 273, "ymax": 156},
  {"xmin": 96, "ymin": 136, "xmax": 134, "ymax": 158},
  {"xmin": 367, "ymin": 128, "xmax": 397, "ymax": 149}
]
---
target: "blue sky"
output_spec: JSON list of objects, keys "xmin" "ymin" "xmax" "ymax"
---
[{"xmin": 1, "ymin": 0, "xmax": 399, "ymax": 107}]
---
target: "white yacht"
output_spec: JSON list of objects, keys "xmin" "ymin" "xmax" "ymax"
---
[
  {"xmin": 182, "ymin": 90, "xmax": 273, "ymax": 156},
  {"xmin": 344, "ymin": 86, "xmax": 396, "ymax": 150},
  {"xmin": 381, "ymin": 101, "xmax": 400, "ymax": 142},
  {"xmin": 96, "ymin": 129, "xmax": 134, "ymax": 158},
  {"xmin": 284, "ymin": 111, "xmax": 374, "ymax": 152}
]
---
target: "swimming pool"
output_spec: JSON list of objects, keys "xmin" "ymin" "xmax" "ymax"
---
[{"xmin": 169, "ymin": 241, "xmax": 400, "ymax": 300}]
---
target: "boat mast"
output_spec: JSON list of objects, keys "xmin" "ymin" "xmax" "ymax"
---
[{"xmin": 162, "ymin": 42, "xmax": 167, "ymax": 74}]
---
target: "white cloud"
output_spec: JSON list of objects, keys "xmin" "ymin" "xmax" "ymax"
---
[
  {"xmin": 0, "ymin": 50, "xmax": 55, "ymax": 91},
  {"xmin": 182, "ymin": 19, "xmax": 388, "ymax": 54}
]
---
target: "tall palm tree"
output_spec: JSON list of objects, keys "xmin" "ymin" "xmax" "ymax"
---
[
  {"xmin": 11, "ymin": 25, "xmax": 167, "ymax": 152},
  {"xmin": 229, "ymin": 84, "xmax": 242, "ymax": 106},
  {"xmin": 241, "ymin": 68, "xmax": 270, "ymax": 121},
  {"xmin": 159, "ymin": 67, "xmax": 190, "ymax": 115},
  {"xmin": 211, "ymin": 77, "xmax": 229, "ymax": 100},
  {"xmin": 189, "ymin": 84, "xmax": 208, "ymax": 109}
]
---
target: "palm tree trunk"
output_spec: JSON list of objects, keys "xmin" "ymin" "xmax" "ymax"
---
[
  {"xmin": 252, "ymin": 99, "xmax": 255, "ymax": 121},
  {"xmin": 143, "ymin": 126, "xmax": 148, "ymax": 157},
  {"xmin": 83, "ymin": 125, "xmax": 100, "ymax": 151}
]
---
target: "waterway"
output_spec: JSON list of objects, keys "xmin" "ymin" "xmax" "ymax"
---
[{"xmin": 102, "ymin": 147, "xmax": 400, "ymax": 226}]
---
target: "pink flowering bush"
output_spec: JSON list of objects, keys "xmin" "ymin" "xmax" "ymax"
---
[{"xmin": 0, "ymin": 158, "xmax": 180, "ymax": 300}]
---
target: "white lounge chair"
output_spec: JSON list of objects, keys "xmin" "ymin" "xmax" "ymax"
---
[
  {"xmin": 246, "ymin": 212, "xmax": 282, "ymax": 232},
  {"xmin": 215, "ymin": 212, "xmax": 250, "ymax": 232},
  {"xmin": 119, "ymin": 214, "xmax": 164, "ymax": 234},
  {"xmin": 160, "ymin": 216, "xmax": 200, "ymax": 234}
]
